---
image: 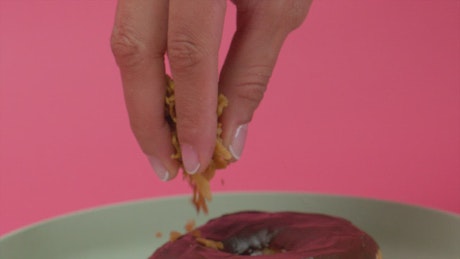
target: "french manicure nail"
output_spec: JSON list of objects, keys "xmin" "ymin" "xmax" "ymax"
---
[
  {"xmin": 146, "ymin": 155, "xmax": 170, "ymax": 181},
  {"xmin": 181, "ymin": 143, "xmax": 200, "ymax": 174},
  {"xmin": 229, "ymin": 124, "xmax": 248, "ymax": 160}
]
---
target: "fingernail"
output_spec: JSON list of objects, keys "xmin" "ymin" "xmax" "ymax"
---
[
  {"xmin": 146, "ymin": 155, "xmax": 170, "ymax": 181},
  {"xmin": 181, "ymin": 143, "xmax": 200, "ymax": 174},
  {"xmin": 229, "ymin": 124, "xmax": 248, "ymax": 160}
]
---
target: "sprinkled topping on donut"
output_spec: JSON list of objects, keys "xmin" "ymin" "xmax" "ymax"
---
[{"xmin": 150, "ymin": 211, "xmax": 383, "ymax": 259}]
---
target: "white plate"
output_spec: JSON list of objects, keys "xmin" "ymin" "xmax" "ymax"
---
[{"xmin": 1, "ymin": 192, "xmax": 459, "ymax": 259}]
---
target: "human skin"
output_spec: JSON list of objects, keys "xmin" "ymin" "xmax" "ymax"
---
[{"xmin": 111, "ymin": 0, "xmax": 313, "ymax": 180}]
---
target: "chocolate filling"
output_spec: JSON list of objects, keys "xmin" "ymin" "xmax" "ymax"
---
[{"xmin": 222, "ymin": 228, "xmax": 281, "ymax": 255}]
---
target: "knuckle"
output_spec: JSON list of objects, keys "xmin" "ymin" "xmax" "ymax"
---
[
  {"xmin": 168, "ymin": 37, "xmax": 206, "ymax": 71},
  {"xmin": 236, "ymin": 82, "xmax": 266, "ymax": 107},
  {"xmin": 233, "ymin": 66, "xmax": 271, "ymax": 107},
  {"xmin": 237, "ymin": 0, "xmax": 308, "ymax": 32},
  {"xmin": 263, "ymin": 1, "xmax": 309, "ymax": 31},
  {"xmin": 110, "ymin": 26, "xmax": 148, "ymax": 69},
  {"xmin": 284, "ymin": 0, "xmax": 310, "ymax": 30}
]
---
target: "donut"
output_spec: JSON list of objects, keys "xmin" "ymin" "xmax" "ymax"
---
[{"xmin": 150, "ymin": 211, "xmax": 382, "ymax": 259}]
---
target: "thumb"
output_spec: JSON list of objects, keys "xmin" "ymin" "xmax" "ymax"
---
[
  {"xmin": 218, "ymin": 30, "xmax": 279, "ymax": 160},
  {"xmin": 219, "ymin": 1, "xmax": 310, "ymax": 160}
]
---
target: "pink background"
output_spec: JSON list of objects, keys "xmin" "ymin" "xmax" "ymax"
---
[{"xmin": 1, "ymin": 1, "xmax": 459, "ymax": 236}]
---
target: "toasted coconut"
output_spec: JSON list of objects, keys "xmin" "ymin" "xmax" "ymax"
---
[{"xmin": 165, "ymin": 75, "xmax": 232, "ymax": 213}]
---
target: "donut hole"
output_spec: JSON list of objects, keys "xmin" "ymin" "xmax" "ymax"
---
[{"xmin": 222, "ymin": 229, "xmax": 285, "ymax": 256}]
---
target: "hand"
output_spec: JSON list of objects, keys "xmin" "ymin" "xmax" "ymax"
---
[{"xmin": 111, "ymin": 0, "xmax": 312, "ymax": 181}]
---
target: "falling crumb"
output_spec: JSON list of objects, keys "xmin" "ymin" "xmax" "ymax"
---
[
  {"xmin": 191, "ymin": 229, "xmax": 201, "ymax": 238},
  {"xmin": 196, "ymin": 237, "xmax": 225, "ymax": 250},
  {"xmin": 185, "ymin": 219, "xmax": 196, "ymax": 232},
  {"xmin": 169, "ymin": 231, "xmax": 182, "ymax": 242},
  {"xmin": 165, "ymin": 220, "xmax": 227, "ymax": 252},
  {"xmin": 155, "ymin": 232, "xmax": 163, "ymax": 238},
  {"xmin": 165, "ymin": 75, "xmax": 232, "ymax": 214}
]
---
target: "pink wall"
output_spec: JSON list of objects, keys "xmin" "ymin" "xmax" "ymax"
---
[{"xmin": 1, "ymin": 1, "xmax": 459, "ymax": 236}]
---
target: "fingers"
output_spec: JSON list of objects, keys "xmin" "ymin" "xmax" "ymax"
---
[
  {"xmin": 219, "ymin": 0, "xmax": 312, "ymax": 159},
  {"xmin": 111, "ymin": 0, "xmax": 180, "ymax": 180},
  {"xmin": 168, "ymin": 0, "xmax": 227, "ymax": 174},
  {"xmin": 111, "ymin": 0, "xmax": 310, "ymax": 180}
]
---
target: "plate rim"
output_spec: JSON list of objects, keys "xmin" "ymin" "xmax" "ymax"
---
[{"xmin": 1, "ymin": 191, "xmax": 459, "ymax": 241}]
